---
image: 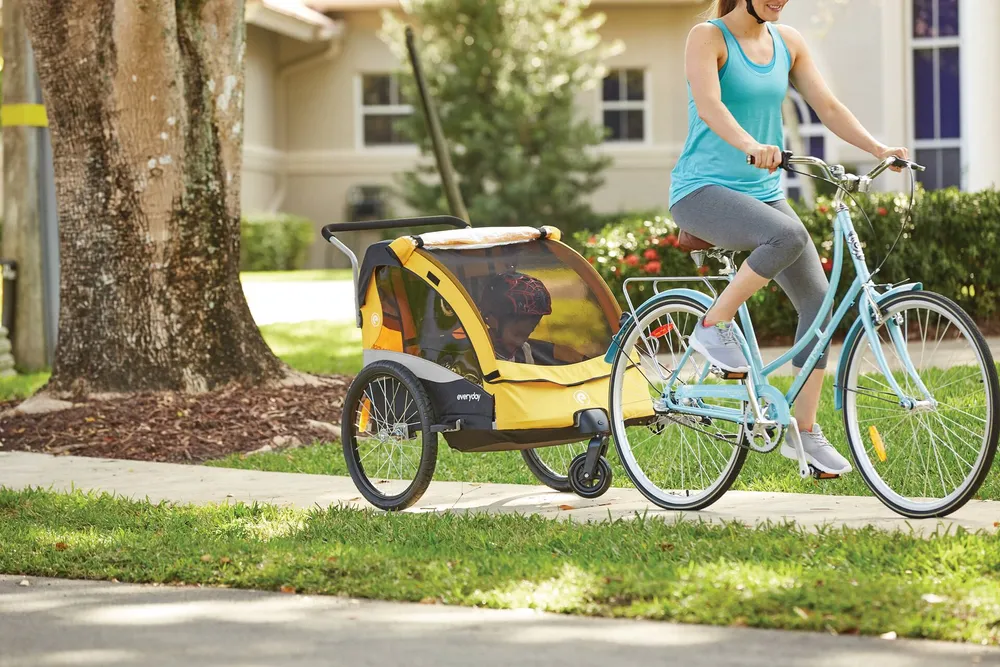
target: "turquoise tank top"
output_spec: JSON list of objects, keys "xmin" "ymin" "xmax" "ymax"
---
[{"xmin": 669, "ymin": 19, "xmax": 792, "ymax": 209}]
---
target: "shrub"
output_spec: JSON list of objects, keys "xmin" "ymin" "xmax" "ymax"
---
[
  {"xmin": 240, "ymin": 212, "xmax": 315, "ymax": 272},
  {"xmin": 573, "ymin": 186, "xmax": 1000, "ymax": 343}
]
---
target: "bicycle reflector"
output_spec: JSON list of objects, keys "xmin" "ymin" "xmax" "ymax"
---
[
  {"xmin": 650, "ymin": 323, "xmax": 675, "ymax": 338},
  {"xmin": 359, "ymin": 397, "xmax": 372, "ymax": 433},
  {"xmin": 869, "ymin": 425, "xmax": 887, "ymax": 462}
]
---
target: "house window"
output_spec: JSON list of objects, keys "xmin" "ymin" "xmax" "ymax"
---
[
  {"xmin": 602, "ymin": 69, "xmax": 648, "ymax": 143},
  {"xmin": 359, "ymin": 74, "xmax": 414, "ymax": 147},
  {"xmin": 782, "ymin": 89, "xmax": 826, "ymax": 201},
  {"xmin": 911, "ymin": 0, "xmax": 961, "ymax": 189}
]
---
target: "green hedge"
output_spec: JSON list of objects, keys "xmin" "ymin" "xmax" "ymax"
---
[
  {"xmin": 240, "ymin": 212, "xmax": 315, "ymax": 272},
  {"xmin": 572, "ymin": 187, "xmax": 1000, "ymax": 342}
]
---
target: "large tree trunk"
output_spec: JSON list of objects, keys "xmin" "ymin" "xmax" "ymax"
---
[{"xmin": 23, "ymin": 0, "xmax": 286, "ymax": 395}]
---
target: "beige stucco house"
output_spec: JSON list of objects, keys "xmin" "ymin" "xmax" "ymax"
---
[{"xmin": 243, "ymin": 0, "xmax": 1000, "ymax": 268}]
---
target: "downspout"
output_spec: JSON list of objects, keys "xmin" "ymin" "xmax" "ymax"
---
[{"xmin": 269, "ymin": 20, "xmax": 346, "ymax": 213}]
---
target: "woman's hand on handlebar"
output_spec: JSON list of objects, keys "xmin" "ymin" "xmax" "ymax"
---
[
  {"xmin": 746, "ymin": 143, "xmax": 783, "ymax": 173},
  {"xmin": 874, "ymin": 145, "xmax": 910, "ymax": 173}
]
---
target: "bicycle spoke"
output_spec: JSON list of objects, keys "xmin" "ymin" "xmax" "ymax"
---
[
  {"xmin": 921, "ymin": 413, "xmax": 973, "ymax": 477},
  {"xmin": 844, "ymin": 295, "xmax": 995, "ymax": 514},
  {"xmin": 930, "ymin": 371, "xmax": 983, "ymax": 394},
  {"xmin": 938, "ymin": 403, "xmax": 987, "ymax": 424},
  {"xmin": 611, "ymin": 301, "xmax": 745, "ymax": 507}
]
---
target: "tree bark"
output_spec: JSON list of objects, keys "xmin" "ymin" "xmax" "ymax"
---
[{"xmin": 23, "ymin": 0, "xmax": 286, "ymax": 395}]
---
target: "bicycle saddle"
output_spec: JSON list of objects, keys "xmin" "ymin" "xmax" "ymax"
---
[{"xmin": 676, "ymin": 230, "xmax": 716, "ymax": 252}]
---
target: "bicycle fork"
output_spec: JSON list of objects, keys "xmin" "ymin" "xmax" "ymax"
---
[{"xmin": 861, "ymin": 291, "xmax": 937, "ymax": 410}]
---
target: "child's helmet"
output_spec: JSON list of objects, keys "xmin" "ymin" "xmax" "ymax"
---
[{"xmin": 480, "ymin": 271, "xmax": 553, "ymax": 318}]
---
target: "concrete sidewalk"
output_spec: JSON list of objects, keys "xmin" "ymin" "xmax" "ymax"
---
[
  {"xmin": 1, "ymin": 451, "xmax": 998, "ymax": 535},
  {"xmin": 2, "ymin": 576, "xmax": 996, "ymax": 667}
]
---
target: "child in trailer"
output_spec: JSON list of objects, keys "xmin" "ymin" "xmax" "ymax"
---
[{"xmin": 479, "ymin": 271, "xmax": 553, "ymax": 365}]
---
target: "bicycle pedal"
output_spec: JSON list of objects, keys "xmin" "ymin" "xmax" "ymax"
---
[
  {"xmin": 809, "ymin": 465, "xmax": 840, "ymax": 480},
  {"xmin": 710, "ymin": 366, "xmax": 748, "ymax": 380}
]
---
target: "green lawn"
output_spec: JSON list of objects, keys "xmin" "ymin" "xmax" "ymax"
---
[
  {"xmin": 5, "ymin": 320, "xmax": 1000, "ymax": 641},
  {"xmin": 240, "ymin": 269, "xmax": 353, "ymax": 283},
  {"xmin": 258, "ymin": 320, "xmax": 361, "ymax": 376},
  {"xmin": 2, "ymin": 487, "xmax": 999, "ymax": 644},
  {"xmin": 0, "ymin": 372, "xmax": 52, "ymax": 402}
]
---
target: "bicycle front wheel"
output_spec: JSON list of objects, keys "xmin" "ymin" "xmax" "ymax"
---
[
  {"xmin": 841, "ymin": 291, "xmax": 999, "ymax": 518},
  {"xmin": 608, "ymin": 296, "xmax": 747, "ymax": 511}
]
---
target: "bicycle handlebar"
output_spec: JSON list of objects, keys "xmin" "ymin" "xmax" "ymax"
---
[{"xmin": 747, "ymin": 151, "xmax": 926, "ymax": 181}]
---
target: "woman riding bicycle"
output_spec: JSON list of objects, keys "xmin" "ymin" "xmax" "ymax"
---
[{"xmin": 671, "ymin": 0, "xmax": 908, "ymax": 476}]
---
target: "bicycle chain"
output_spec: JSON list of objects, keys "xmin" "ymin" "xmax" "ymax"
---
[{"xmin": 659, "ymin": 413, "xmax": 752, "ymax": 450}]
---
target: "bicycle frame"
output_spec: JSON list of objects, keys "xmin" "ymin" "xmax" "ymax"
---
[{"xmin": 648, "ymin": 156, "xmax": 932, "ymax": 430}]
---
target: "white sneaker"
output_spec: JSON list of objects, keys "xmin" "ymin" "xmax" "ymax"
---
[
  {"xmin": 688, "ymin": 319, "xmax": 750, "ymax": 373},
  {"xmin": 781, "ymin": 423, "xmax": 853, "ymax": 475}
]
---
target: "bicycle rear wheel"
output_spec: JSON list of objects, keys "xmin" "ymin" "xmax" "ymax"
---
[
  {"xmin": 840, "ymin": 291, "xmax": 999, "ymax": 518},
  {"xmin": 608, "ymin": 296, "xmax": 747, "ymax": 511}
]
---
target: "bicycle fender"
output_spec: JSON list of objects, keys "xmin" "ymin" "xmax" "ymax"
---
[
  {"xmin": 834, "ymin": 282, "xmax": 923, "ymax": 410},
  {"xmin": 605, "ymin": 289, "xmax": 713, "ymax": 363}
]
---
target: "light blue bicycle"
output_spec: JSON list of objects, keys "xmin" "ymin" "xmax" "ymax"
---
[{"xmin": 606, "ymin": 152, "xmax": 999, "ymax": 518}]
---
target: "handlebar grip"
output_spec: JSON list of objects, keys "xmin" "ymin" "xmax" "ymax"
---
[
  {"xmin": 746, "ymin": 151, "xmax": 793, "ymax": 170},
  {"xmin": 890, "ymin": 156, "xmax": 926, "ymax": 172}
]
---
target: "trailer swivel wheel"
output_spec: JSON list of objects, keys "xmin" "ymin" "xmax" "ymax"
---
[{"xmin": 568, "ymin": 453, "xmax": 612, "ymax": 499}]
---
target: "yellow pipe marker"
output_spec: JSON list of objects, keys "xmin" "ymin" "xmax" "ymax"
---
[{"xmin": 1, "ymin": 103, "xmax": 49, "ymax": 128}]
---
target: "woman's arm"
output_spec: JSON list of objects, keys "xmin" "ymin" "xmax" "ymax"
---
[
  {"xmin": 778, "ymin": 24, "xmax": 908, "ymax": 166},
  {"xmin": 686, "ymin": 23, "xmax": 783, "ymax": 172}
]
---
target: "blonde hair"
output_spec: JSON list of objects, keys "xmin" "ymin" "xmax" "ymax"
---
[{"xmin": 703, "ymin": 0, "xmax": 739, "ymax": 19}]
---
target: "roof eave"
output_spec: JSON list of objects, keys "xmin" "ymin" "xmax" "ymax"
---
[{"xmin": 247, "ymin": 0, "xmax": 344, "ymax": 42}]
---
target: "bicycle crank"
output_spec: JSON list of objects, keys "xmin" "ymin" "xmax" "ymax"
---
[{"xmin": 785, "ymin": 417, "xmax": 812, "ymax": 480}]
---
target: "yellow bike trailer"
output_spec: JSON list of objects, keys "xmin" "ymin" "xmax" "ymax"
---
[{"xmin": 322, "ymin": 215, "xmax": 652, "ymax": 510}]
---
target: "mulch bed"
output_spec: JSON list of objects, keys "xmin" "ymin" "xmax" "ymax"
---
[{"xmin": 0, "ymin": 377, "xmax": 351, "ymax": 463}]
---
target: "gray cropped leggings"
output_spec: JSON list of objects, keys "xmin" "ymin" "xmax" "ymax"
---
[{"xmin": 671, "ymin": 185, "xmax": 830, "ymax": 369}]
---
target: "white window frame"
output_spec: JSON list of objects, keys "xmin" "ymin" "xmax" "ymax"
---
[
  {"xmin": 354, "ymin": 72, "xmax": 417, "ymax": 152},
  {"xmin": 781, "ymin": 89, "xmax": 827, "ymax": 199},
  {"xmin": 599, "ymin": 68, "xmax": 652, "ymax": 146},
  {"xmin": 908, "ymin": 0, "xmax": 964, "ymax": 190}
]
